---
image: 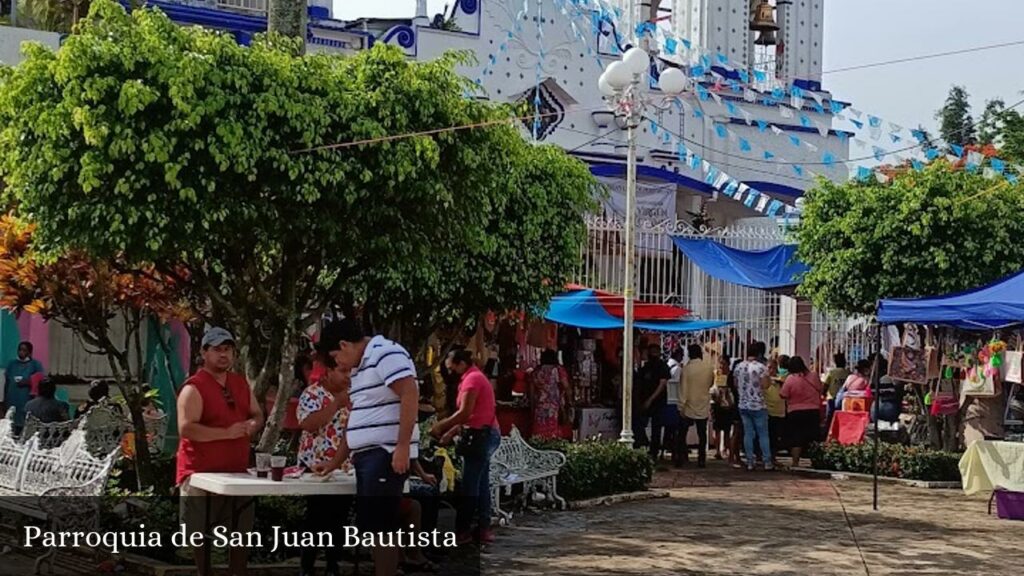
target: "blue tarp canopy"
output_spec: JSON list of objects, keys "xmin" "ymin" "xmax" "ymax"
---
[
  {"xmin": 877, "ymin": 269, "xmax": 1024, "ymax": 330},
  {"xmin": 544, "ymin": 290, "xmax": 731, "ymax": 332},
  {"xmin": 671, "ymin": 238, "xmax": 808, "ymax": 291}
]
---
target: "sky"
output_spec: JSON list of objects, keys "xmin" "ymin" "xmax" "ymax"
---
[{"xmin": 337, "ymin": 0, "xmax": 1024, "ymax": 133}]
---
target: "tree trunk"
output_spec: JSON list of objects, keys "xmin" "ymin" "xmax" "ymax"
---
[
  {"xmin": 109, "ymin": 352, "xmax": 153, "ymax": 488},
  {"xmin": 268, "ymin": 0, "xmax": 307, "ymax": 46},
  {"xmin": 256, "ymin": 334, "xmax": 298, "ymax": 453}
]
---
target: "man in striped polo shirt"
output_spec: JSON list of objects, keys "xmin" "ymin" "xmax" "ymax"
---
[{"xmin": 318, "ymin": 318, "xmax": 419, "ymax": 576}]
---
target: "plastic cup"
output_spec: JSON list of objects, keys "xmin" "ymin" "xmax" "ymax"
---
[
  {"xmin": 270, "ymin": 455, "xmax": 286, "ymax": 482},
  {"xmin": 255, "ymin": 452, "xmax": 271, "ymax": 478}
]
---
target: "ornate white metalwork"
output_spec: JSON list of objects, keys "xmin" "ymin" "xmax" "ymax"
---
[{"xmin": 489, "ymin": 426, "xmax": 567, "ymax": 524}]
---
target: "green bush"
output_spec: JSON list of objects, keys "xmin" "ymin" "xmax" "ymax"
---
[
  {"xmin": 531, "ymin": 438, "xmax": 654, "ymax": 500},
  {"xmin": 807, "ymin": 442, "xmax": 961, "ymax": 482}
]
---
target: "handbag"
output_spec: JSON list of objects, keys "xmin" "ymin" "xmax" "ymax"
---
[
  {"xmin": 1003, "ymin": 340, "xmax": 1023, "ymax": 384},
  {"xmin": 889, "ymin": 327, "xmax": 933, "ymax": 384},
  {"xmin": 929, "ymin": 380, "xmax": 961, "ymax": 416},
  {"xmin": 961, "ymin": 365, "xmax": 996, "ymax": 397}
]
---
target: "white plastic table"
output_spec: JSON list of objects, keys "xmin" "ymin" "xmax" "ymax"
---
[{"xmin": 189, "ymin": 471, "xmax": 358, "ymax": 496}]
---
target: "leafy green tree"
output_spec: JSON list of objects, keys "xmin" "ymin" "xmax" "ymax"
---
[
  {"xmin": 796, "ymin": 162, "xmax": 1024, "ymax": 315},
  {"xmin": 0, "ymin": 1, "xmax": 595, "ymax": 451},
  {"xmin": 977, "ymin": 98, "xmax": 1006, "ymax": 146},
  {"xmin": 935, "ymin": 85, "xmax": 975, "ymax": 149},
  {"xmin": 999, "ymin": 107, "xmax": 1024, "ymax": 165},
  {"xmin": 267, "ymin": 0, "xmax": 304, "ymax": 42}
]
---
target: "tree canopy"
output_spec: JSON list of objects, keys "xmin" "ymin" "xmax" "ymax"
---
[
  {"xmin": 936, "ymin": 85, "xmax": 975, "ymax": 149},
  {"xmin": 0, "ymin": 1, "xmax": 596, "ymax": 447},
  {"xmin": 795, "ymin": 162, "xmax": 1024, "ymax": 315}
]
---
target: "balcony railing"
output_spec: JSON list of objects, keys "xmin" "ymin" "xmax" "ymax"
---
[{"xmin": 216, "ymin": 0, "xmax": 267, "ymax": 15}]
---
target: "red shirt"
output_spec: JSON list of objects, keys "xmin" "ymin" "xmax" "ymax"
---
[
  {"xmin": 175, "ymin": 369, "xmax": 252, "ymax": 485},
  {"xmin": 457, "ymin": 366, "xmax": 498, "ymax": 430},
  {"xmin": 780, "ymin": 372, "xmax": 824, "ymax": 412}
]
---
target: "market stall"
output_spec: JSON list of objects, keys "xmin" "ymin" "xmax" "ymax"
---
[{"xmin": 878, "ymin": 269, "xmax": 1024, "ymax": 516}]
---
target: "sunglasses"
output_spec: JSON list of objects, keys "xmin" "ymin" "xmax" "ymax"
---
[{"xmin": 220, "ymin": 385, "xmax": 236, "ymax": 408}]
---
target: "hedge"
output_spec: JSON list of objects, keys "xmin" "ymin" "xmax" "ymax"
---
[
  {"xmin": 530, "ymin": 438, "xmax": 654, "ymax": 500},
  {"xmin": 807, "ymin": 441, "xmax": 961, "ymax": 482}
]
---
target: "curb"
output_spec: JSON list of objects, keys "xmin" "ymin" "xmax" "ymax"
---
[
  {"xmin": 567, "ymin": 490, "xmax": 670, "ymax": 510},
  {"xmin": 789, "ymin": 467, "xmax": 961, "ymax": 489}
]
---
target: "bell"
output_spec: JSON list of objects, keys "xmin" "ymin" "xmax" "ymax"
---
[
  {"xmin": 755, "ymin": 29, "xmax": 777, "ymax": 46},
  {"xmin": 749, "ymin": 0, "xmax": 779, "ymax": 32}
]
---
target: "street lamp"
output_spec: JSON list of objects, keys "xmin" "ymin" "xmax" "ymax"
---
[{"xmin": 598, "ymin": 47, "xmax": 688, "ymax": 445}]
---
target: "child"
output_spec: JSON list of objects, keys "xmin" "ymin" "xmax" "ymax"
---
[
  {"xmin": 764, "ymin": 356, "xmax": 789, "ymax": 467},
  {"xmin": 710, "ymin": 355, "xmax": 737, "ymax": 461}
]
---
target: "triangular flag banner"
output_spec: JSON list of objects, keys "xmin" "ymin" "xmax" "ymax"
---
[
  {"xmin": 650, "ymin": 120, "xmax": 659, "ymax": 135},
  {"xmin": 738, "ymin": 70, "xmax": 749, "ymax": 83},
  {"xmin": 850, "ymin": 108, "xmax": 863, "ymax": 119},
  {"xmin": 911, "ymin": 159, "xmax": 924, "ymax": 171},
  {"xmin": 822, "ymin": 152, "xmax": 836, "ymax": 166},
  {"xmin": 772, "ymin": 86, "xmax": 786, "ymax": 100},
  {"xmin": 754, "ymin": 70, "xmax": 767, "ymax": 83},
  {"xmin": 677, "ymin": 143, "xmax": 688, "ymax": 161},
  {"xmin": 789, "ymin": 135, "xmax": 802, "ymax": 147},
  {"xmin": 692, "ymin": 65, "xmax": 706, "ymax": 77},
  {"xmin": 830, "ymin": 100, "xmax": 844, "ymax": 114},
  {"xmin": 701, "ymin": 160, "xmax": 713, "ymax": 175},
  {"xmin": 868, "ymin": 116, "xmax": 882, "ymax": 128},
  {"xmin": 744, "ymin": 191, "xmax": 757, "ymax": 208},
  {"xmin": 715, "ymin": 124, "xmax": 728, "ymax": 138},
  {"xmin": 739, "ymin": 138, "xmax": 752, "ymax": 152},
  {"xmin": 755, "ymin": 195, "xmax": 770, "ymax": 212},
  {"xmin": 744, "ymin": 88, "xmax": 758, "ymax": 103},
  {"xmin": 809, "ymin": 92, "xmax": 823, "ymax": 105},
  {"xmin": 799, "ymin": 114, "xmax": 812, "ymax": 128},
  {"xmin": 665, "ymin": 38, "xmax": 678, "ymax": 54},
  {"xmin": 714, "ymin": 172, "xmax": 731, "ymax": 189},
  {"xmin": 992, "ymin": 158, "xmax": 1006, "ymax": 174},
  {"xmin": 857, "ymin": 166, "xmax": 873, "ymax": 181},
  {"xmin": 780, "ymin": 106, "xmax": 795, "ymax": 119},
  {"xmin": 757, "ymin": 120, "xmax": 769, "ymax": 133},
  {"xmin": 890, "ymin": 133, "xmax": 902, "ymax": 143},
  {"xmin": 724, "ymin": 180, "xmax": 740, "ymax": 197},
  {"xmin": 837, "ymin": 131, "xmax": 849, "ymax": 143},
  {"xmin": 716, "ymin": 52, "xmax": 729, "ymax": 65},
  {"xmin": 726, "ymin": 101, "xmax": 738, "ymax": 115},
  {"xmin": 791, "ymin": 95, "xmax": 805, "ymax": 109},
  {"xmin": 950, "ymin": 144, "xmax": 964, "ymax": 158},
  {"xmin": 851, "ymin": 119, "xmax": 864, "ymax": 129},
  {"xmin": 925, "ymin": 148, "xmax": 941, "ymax": 160},
  {"xmin": 912, "ymin": 129, "xmax": 927, "ymax": 143},
  {"xmin": 805, "ymin": 141, "xmax": 819, "ymax": 152},
  {"xmin": 704, "ymin": 167, "xmax": 719, "ymax": 185},
  {"xmin": 813, "ymin": 102, "xmax": 825, "ymax": 114},
  {"xmin": 875, "ymin": 172, "xmax": 890, "ymax": 184},
  {"xmin": 701, "ymin": 55, "xmax": 712, "ymax": 69},
  {"xmin": 767, "ymin": 200, "xmax": 783, "ymax": 217},
  {"xmin": 854, "ymin": 138, "xmax": 868, "ymax": 148},
  {"xmin": 1007, "ymin": 173, "xmax": 1019, "ymax": 185},
  {"xmin": 764, "ymin": 150, "xmax": 775, "ymax": 160},
  {"xmin": 693, "ymin": 108, "xmax": 704, "ymax": 118},
  {"xmin": 689, "ymin": 154, "xmax": 702, "ymax": 171},
  {"xmin": 872, "ymin": 146, "xmax": 886, "ymax": 162},
  {"xmin": 869, "ymin": 126, "xmax": 882, "ymax": 141},
  {"xmin": 662, "ymin": 130, "xmax": 672, "ymax": 144},
  {"xmin": 740, "ymin": 107, "xmax": 754, "ymax": 125},
  {"xmin": 983, "ymin": 167, "xmax": 998, "ymax": 180},
  {"xmin": 967, "ymin": 151, "xmax": 985, "ymax": 167},
  {"xmin": 815, "ymin": 121, "xmax": 829, "ymax": 137},
  {"xmin": 889, "ymin": 122, "xmax": 902, "ymax": 133},
  {"xmin": 771, "ymin": 125, "xmax": 784, "ymax": 136},
  {"xmin": 793, "ymin": 165, "xmax": 804, "ymax": 177}
]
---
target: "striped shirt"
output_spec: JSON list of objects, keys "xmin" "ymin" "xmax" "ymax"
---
[{"xmin": 346, "ymin": 335, "xmax": 419, "ymax": 457}]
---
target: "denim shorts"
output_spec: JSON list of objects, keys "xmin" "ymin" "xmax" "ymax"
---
[{"xmin": 353, "ymin": 447, "xmax": 408, "ymax": 533}]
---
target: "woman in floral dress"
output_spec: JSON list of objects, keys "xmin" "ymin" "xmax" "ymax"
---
[
  {"xmin": 530, "ymin": 349, "xmax": 570, "ymax": 439},
  {"xmin": 296, "ymin": 360, "xmax": 351, "ymax": 576}
]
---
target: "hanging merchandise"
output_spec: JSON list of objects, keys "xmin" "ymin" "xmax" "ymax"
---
[
  {"xmin": 1003, "ymin": 339, "xmax": 1023, "ymax": 384},
  {"xmin": 888, "ymin": 326, "xmax": 933, "ymax": 384},
  {"xmin": 963, "ymin": 338, "xmax": 1004, "ymax": 397},
  {"xmin": 930, "ymin": 378, "xmax": 961, "ymax": 416}
]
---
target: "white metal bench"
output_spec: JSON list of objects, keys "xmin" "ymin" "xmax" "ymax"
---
[
  {"xmin": 489, "ymin": 426, "xmax": 567, "ymax": 525},
  {"xmin": 0, "ymin": 412, "xmax": 121, "ymax": 574},
  {"xmin": 21, "ymin": 413, "xmax": 82, "ymax": 450}
]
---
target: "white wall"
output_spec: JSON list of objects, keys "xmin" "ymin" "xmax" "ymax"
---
[{"xmin": 0, "ymin": 26, "xmax": 61, "ymax": 66}]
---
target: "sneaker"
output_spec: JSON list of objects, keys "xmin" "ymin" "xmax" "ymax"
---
[
  {"xmin": 479, "ymin": 528, "xmax": 496, "ymax": 544},
  {"xmin": 746, "ymin": 463, "xmax": 755, "ymax": 472},
  {"xmin": 764, "ymin": 463, "xmax": 776, "ymax": 472}
]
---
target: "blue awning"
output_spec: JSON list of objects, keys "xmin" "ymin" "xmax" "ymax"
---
[
  {"xmin": 671, "ymin": 238, "xmax": 808, "ymax": 291},
  {"xmin": 877, "ymin": 269, "xmax": 1024, "ymax": 330},
  {"xmin": 544, "ymin": 290, "xmax": 731, "ymax": 333}
]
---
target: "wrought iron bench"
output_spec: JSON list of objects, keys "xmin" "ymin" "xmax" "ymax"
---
[
  {"xmin": 489, "ymin": 426, "xmax": 567, "ymax": 525},
  {"xmin": 21, "ymin": 412, "xmax": 82, "ymax": 450},
  {"xmin": 0, "ymin": 412, "xmax": 121, "ymax": 574}
]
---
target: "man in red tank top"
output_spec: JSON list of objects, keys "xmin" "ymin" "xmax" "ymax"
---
[{"xmin": 176, "ymin": 327, "xmax": 262, "ymax": 576}]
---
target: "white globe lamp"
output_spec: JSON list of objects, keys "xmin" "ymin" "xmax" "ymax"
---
[
  {"xmin": 598, "ymin": 73, "xmax": 616, "ymax": 97},
  {"xmin": 623, "ymin": 47, "xmax": 650, "ymax": 76},
  {"xmin": 604, "ymin": 61, "xmax": 632, "ymax": 89},
  {"xmin": 657, "ymin": 67, "xmax": 687, "ymax": 95}
]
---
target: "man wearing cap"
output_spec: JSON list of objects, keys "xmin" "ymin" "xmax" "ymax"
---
[{"xmin": 176, "ymin": 327, "xmax": 262, "ymax": 576}]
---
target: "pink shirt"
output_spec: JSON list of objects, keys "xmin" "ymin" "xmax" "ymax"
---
[
  {"xmin": 780, "ymin": 372, "xmax": 823, "ymax": 412},
  {"xmin": 458, "ymin": 366, "xmax": 498, "ymax": 429},
  {"xmin": 844, "ymin": 373, "xmax": 869, "ymax": 392}
]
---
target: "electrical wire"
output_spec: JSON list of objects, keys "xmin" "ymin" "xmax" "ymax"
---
[{"xmin": 823, "ymin": 39, "xmax": 1024, "ymax": 75}]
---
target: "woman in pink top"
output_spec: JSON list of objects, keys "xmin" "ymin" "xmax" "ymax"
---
[
  {"xmin": 431, "ymin": 349, "xmax": 500, "ymax": 545},
  {"xmin": 779, "ymin": 356, "xmax": 823, "ymax": 467}
]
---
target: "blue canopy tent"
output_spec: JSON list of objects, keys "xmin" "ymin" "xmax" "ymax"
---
[
  {"xmin": 544, "ymin": 290, "xmax": 731, "ymax": 332},
  {"xmin": 877, "ymin": 269, "xmax": 1024, "ymax": 330},
  {"xmin": 671, "ymin": 238, "xmax": 808, "ymax": 292}
]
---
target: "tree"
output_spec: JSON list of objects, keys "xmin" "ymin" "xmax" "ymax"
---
[
  {"xmin": 0, "ymin": 1, "xmax": 595, "ymax": 450},
  {"xmin": 977, "ymin": 98, "xmax": 1006, "ymax": 146},
  {"xmin": 935, "ymin": 85, "xmax": 975, "ymax": 149},
  {"xmin": 267, "ymin": 0, "xmax": 305, "ymax": 42},
  {"xmin": 998, "ymin": 107, "xmax": 1024, "ymax": 165},
  {"xmin": 0, "ymin": 215, "xmax": 194, "ymax": 485},
  {"xmin": 795, "ymin": 162, "xmax": 1024, "ymax": 315}
]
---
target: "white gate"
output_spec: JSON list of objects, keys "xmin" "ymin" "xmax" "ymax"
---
[{"xmin": 575, "ymin": 215, "xmax": 870, "ymax": 365}]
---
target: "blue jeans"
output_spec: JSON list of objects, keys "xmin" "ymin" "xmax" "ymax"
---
[
  {"xmin": 353, "ymin": 447, "xmax": 407, "ymax": 533},
  {"xmin": 457, "ymin": 427, "xmax": 501, "ymax": 534},
  {"xmin": 740, "ymin": 409, "xmax": 772, "ymax": 468}
]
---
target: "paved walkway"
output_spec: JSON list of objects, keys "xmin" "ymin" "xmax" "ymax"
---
[{"xmin": 485, "ymin": 461, "xmax": 1024, "ymax": 575}]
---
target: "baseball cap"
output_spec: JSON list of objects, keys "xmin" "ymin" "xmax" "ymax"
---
[{"xmin": 202, "ymin": 327, "xmax": 236, "ymax": 349}]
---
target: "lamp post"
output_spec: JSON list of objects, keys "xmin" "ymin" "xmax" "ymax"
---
[{"xmin": 599, "ymin": 47, "xmax": 688, "ymax": 445}]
